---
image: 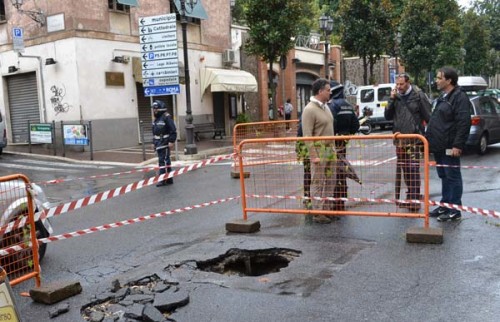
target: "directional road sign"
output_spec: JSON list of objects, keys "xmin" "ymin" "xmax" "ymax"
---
[
  {"xmin": 143, "ymin": 77, "xmax": 179, "ymax": 87},
  {"xmin": 144, "ymin": 85, "xmax": 180, "ymax": 96},
  {"xmin": 139, "ymin": 13, "xmax": 179, "ymax": 97}
]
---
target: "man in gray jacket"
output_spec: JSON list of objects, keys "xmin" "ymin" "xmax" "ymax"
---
[{"xmin": 385, "ymin": 73, "xmax": 431, "ymax": 211}]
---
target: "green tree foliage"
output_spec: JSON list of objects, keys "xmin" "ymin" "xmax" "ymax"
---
[
  {"xmin": 244, "ymin": 0, "xmax": 313, "ymax": 117},
  {"xmin": 462, "ymin": 9, "xmax": 490, "ymax": 75},
  {"xmin": 231, "ymin": 0, "xmax": 249, "ymax": 25},
  {"xmin": 473, "ymin": 0, "xmax": 499, "ymax": 51},
  {"xmin": 339, "ymin": 0, "xmax": 394, "ymax": 85},
  {"xmin": 399, "ymin": 0, "xmax": 440, "ymax": 86},
  {"xmin": 433, "ymin": 19, "xmax": 464, "ymax": 74}
]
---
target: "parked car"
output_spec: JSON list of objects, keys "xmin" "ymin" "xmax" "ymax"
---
[
  {"xmin": 466, "ymin": 95, "xmax": 500, "ymax": 155},
  {"xmin": 477, "ymin": 88, "xmax": 500, "ymax": 103},
  {"xmin": 355, "ymin": 83, "xmax": 395, "ymax": 130},
  {"xmin": 0, "ymin": 112, "xmax": 7, "ymax": 154}
]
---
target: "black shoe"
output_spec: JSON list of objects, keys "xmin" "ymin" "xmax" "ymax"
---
[
  {"xmin": 429, "ymin": 206, "xmax": 448, "ymax": 217},
  {"xmin": 156, "ymin": 181, "xmax": 167, "ymax": 187},
  {"xmin": 437, "ymin": 210, "xmax": 461, "ymax": 222},
  {"xmin": 398, "ymin": 201, "xmax": 420, "ymax": 210},
  {"xmin": 166, "ymin": 178, "xmax": 174, "ymax": 185}
]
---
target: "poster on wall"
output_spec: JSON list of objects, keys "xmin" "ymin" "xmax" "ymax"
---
[
  {"xmin": 30, "ymin": 123, "xmax": 53, "ymax": 144},
  {"xmin": 63, "ymin": 124, "xmax": 89, "ymax": 145}
]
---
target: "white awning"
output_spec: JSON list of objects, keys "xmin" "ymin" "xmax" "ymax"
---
[{"xmin": 200, "ymin": 68, "xmax": 258, "ymax": 94}]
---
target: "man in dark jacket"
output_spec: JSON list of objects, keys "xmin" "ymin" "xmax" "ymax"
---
[
  {"xmin": 385, "ymin": 73, "xmax": 431, "ymax": 211},
  {"xmin": 425, "ymin": 67, "xmax": 471, "ymax": 221},
  {"xmin": 152, "ymin": 100, "xmax": 177, "ymax": 187},
  {"xmin": 327, "ymin": 81, "xmax": 360, "ymax": 211}
]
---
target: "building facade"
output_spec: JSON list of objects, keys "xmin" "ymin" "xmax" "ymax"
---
[{"xmin": 0, "ymin": 0, "xmax": 256, "ymax": 150}]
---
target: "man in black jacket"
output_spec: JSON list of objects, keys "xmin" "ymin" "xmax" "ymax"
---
[
  {"xmin": 425, "ymin": 67, "xmax": 471, "ymax": 221},
  {"xmin": 328, "ymin": 81, "xmax": 360, "ymax": 211},
  {"xmin": 385, "ymin": 73, "xmax": 431, "ymax": 211},
  {"xmin": 152, "ymin": 100, "xmax": 177, "ymax": 187}
]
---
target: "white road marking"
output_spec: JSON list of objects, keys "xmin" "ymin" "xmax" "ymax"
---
[
  {"xmin": 0, "ymin": 162, "xmax": 81, "ymax": 173},
  {"xmin": 15, "ymin": 159, "xmax": 114, "ymax": 169}
]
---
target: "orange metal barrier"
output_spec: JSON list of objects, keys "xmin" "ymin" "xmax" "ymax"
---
[
  {"xmin": 232, "ymin": 120, "xmax": 299, "ymax": 177},
  {"xmin": 237, "ymin": 134, "xmax": 430, "ymax": 228},
  {"xmin": 0, "ymin": 174, "xmax": 41, "ymax": 287}
]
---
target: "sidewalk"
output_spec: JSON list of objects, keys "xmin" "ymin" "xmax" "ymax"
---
[{"xmin": 3, "ymin": 138, "xmax": 234, "ymax": 166}]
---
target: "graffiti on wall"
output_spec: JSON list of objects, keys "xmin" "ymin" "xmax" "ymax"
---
[
  {"xmin": 50, "ymin": 85, "xmax": 71, "ymax": 115},
  {"xmin": 344, "ymin": 80, "xmax": 358, "ymax": 96}
]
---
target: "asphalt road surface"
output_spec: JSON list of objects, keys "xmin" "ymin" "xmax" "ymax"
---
[{"xmin": 2, "ymin": 142, "xmax": 500, "ymax": 322}]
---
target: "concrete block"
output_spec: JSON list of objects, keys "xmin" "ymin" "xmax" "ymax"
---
[
  {"xmin": 406, "ymin": 226, "xmax": 443, "ymax": 244},
  {"xmin": 30, "ymin": 281, "xmax": 82, "ymax": 304},
  {"xmin": 225, "ymin": 219, "xmax": 260, "ymax": 233},
  {"xmin": 230, "ymin": 170, "xmax": 250, "ymax": 179}
]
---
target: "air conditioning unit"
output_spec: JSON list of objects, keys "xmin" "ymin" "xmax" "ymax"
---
[{"xmin": 222, "ymin": 49, "xmax": 236, "ymax": 64}]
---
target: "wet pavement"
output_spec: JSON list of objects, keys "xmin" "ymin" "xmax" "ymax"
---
[
  {"xmin": 3, "ymin": 138, "xmax": 234, "ymax": 166},
  {"xmin": 3, "ymin": 140, "xmax": 500, "ymax": 321}
]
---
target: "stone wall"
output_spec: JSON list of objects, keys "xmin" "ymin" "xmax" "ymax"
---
[{"xmin": 343, "ymin": 56, "xmax": 390, "ymax": 87}]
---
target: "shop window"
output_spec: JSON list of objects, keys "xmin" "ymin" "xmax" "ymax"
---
[
  {"xmin": 0, "ymin": 0, "xmax": 6, "ymax": 22},
  {"xmin": 108, "ymin": 0, "xmax": 130, "ymax": 13}
]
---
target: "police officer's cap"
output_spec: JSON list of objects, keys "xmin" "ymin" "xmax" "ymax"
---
[
  {"xmin": 152, "ymin": 100, "xmax": 166, "ymax": 110},
  {"xmin": 329, "ymin": 81, "xmax": 345, "ymax": 99}
]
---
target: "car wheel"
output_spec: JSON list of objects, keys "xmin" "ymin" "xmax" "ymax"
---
[{"xmin": 477, "ymin": 134, "xmax": 488, "ymax": 155}]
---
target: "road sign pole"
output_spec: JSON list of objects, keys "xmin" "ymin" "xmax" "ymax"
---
[{"xmin": 180, "ymin": 1, "xmax": 197, "ymax": 155}]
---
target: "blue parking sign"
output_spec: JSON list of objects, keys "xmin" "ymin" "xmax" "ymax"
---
[{"xmin": 13, "ymin": 28, "xmax": 23, "ymax": 38}]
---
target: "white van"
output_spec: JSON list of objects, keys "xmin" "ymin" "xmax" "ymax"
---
[{"xmin": 356, "ymin": 83, "xmax": 395, "ymax": 129}]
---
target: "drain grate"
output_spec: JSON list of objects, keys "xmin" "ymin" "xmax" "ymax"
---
[{"xmin": 196, "ymin": 248, "xmax": 301, "ymax": 277}]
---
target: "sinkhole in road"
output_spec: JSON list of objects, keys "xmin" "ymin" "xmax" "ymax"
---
[{"xmin": 196, "ymin": 248, "xmax": 301, "ymax": 277}]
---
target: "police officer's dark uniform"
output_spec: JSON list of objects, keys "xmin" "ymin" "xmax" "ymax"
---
[
  {"xmin": 328, "ymin": 81, "xmax": 360, "ymax": 211},
  {"xmin": 152, "ymin": 100, "xmax": 177, "ymax": 187}
]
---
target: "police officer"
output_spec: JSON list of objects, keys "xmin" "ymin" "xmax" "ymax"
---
[
  {"xmin": 152, "ymin": 100, "xmax": 177, "ymax": 187},
  {"xmin": 328, "ymin": 81, "xmax": 360, "ymax": 211}
]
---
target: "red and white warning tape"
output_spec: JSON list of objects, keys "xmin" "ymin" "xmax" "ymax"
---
[
  {"xmin": 248, "ymin": 194, "xmax": 500, "ymax": 220},
  {"xmin": 0, "ymin": 196, "xmax": 240, "ymax": 256},
  {"xmin": 0, "ymin": 153, "xmax": 234, "ymax": 236}
]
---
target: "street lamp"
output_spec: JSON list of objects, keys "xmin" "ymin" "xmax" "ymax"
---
[
  {"xmin": 11, "ymin": 0, "xmax": 46, "ymax": 26},
  {"xmin": 319, "ymin": 15, "xmax": 334, "ymax": 79},
  {"xmin": 394, "ymin": 32, "xmax": 402, "ymax": 74},
  {"xmin": 179, "ymin": 0, "xmax": 199, "ymax": 155}
]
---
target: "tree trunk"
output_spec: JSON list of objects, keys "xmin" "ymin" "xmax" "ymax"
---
[
  {"xmin": 362, "ymin": 56, "xmax": 368, "ymax": 85},
  {"xmin": 268, "ymin": 59, "xmax": 277, "ymax": 121}
]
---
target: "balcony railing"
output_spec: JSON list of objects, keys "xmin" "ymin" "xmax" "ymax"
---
[{"xmin": 294, "ymin": 33, "xmax": 321, "ymax": 50}]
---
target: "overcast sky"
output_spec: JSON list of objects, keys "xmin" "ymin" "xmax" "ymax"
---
[{"xmin": 457, "ymin": 0, "xmax": 473, "ymax": 8}]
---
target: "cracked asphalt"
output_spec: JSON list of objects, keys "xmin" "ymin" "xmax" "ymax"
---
[{"xmin": 7, "ymin": 146, "xmax": 500, "ymax": 321}]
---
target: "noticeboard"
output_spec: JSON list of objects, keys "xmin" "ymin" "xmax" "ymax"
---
[
  {"xmin": 63, "ymin": 124, "xmax": 89, "ymax": 146},
  {"xmin": 30, "ymin": 123, "xmax": 53, "ymax": 144}
]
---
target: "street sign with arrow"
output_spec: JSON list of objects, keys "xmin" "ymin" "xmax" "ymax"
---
[{"xmin": 139, "ymin": 13, "xmax": 179, "ymax": 97}]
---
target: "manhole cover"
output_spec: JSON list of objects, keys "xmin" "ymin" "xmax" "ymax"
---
[{"xmin": 196, "ymin": 248, "xmax": 301, "ymax": 277}]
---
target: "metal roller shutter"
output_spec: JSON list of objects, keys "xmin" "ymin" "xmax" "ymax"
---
[{"xmin": 7, "ymin": 73, "xmax": 41, "ymax": 143}]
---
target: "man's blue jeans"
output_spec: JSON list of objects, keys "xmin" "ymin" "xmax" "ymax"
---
[{"xmin": 433, "ymin": 152, "xmax": 463, "ymax": 206}]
